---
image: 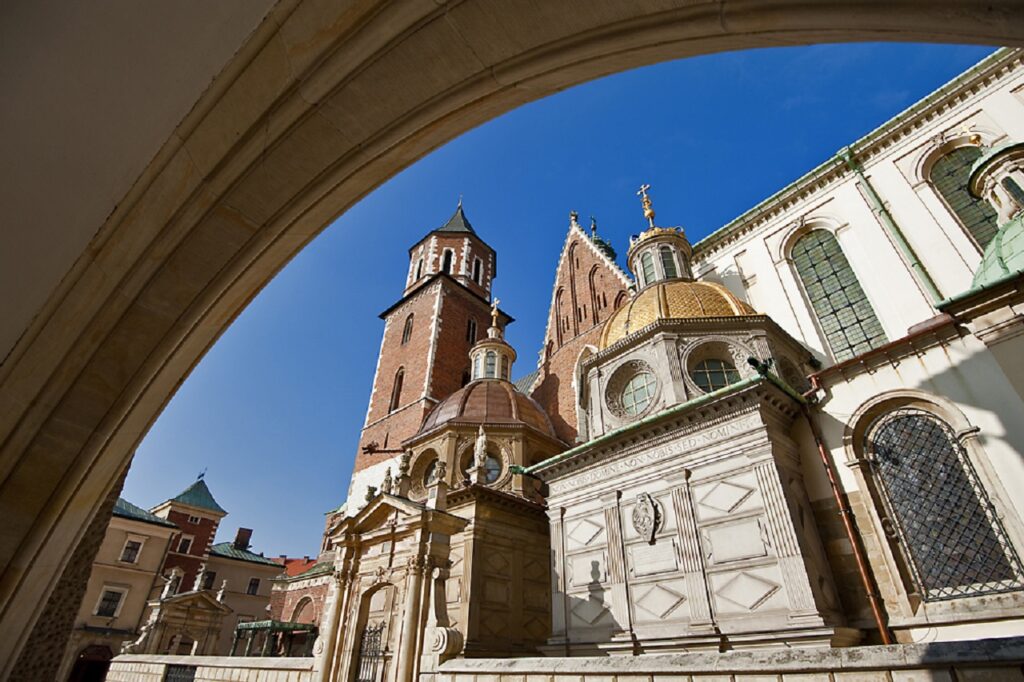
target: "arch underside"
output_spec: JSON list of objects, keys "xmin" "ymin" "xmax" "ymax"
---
[{"xmin": 1, "ymin": 0, "xmax": 1023, "ymax": 674}]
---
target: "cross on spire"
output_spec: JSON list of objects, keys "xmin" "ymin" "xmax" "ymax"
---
[
  {"xmin": 490, "ymin": 298, "xmax": 501, "ymax": 328},
  {"xmin": 637, "ymin": 183, "xmax": 656, "ymax": 228}
]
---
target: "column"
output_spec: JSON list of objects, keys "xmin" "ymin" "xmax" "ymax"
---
[
  {"xmin": 670, "ymin": 473, "xmax": 715, "ymax": 629},
  {"xmin": 395, "ymin": 558, "xmax": 424, "ymax": 682}
]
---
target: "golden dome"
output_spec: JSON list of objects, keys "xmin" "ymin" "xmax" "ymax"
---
[{"xmin": 598, "ymin": 280, "xmax": 756, "ymax": 349}]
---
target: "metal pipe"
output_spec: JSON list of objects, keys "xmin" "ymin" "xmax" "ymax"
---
[
  {"xmin": 837, "ymin": 147, "xmax": 943, "ymax": 305},
  {"xmin": 801, "ymin": 376, "xmax": 892, "ymax": 644}
]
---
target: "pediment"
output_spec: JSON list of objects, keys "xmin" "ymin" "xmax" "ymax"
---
[{"xmin": 159, "ymin": 590, "xmax": 231, "ymax": 612}]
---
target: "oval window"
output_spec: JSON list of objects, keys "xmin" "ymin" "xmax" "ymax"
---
[{"xmin": 621, "ymin": 372, "xmax": 657, "ymax": 416}]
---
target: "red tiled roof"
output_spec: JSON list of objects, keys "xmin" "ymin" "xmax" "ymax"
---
[{"xmin": 273, "ymin": 557, "xmax": 319, "ymax": 577}]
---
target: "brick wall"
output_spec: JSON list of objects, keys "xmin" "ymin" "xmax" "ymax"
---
[
  {"xmin": 161, "ymin": 509, "xmax": 218, "ymax": 589},
  {"xmin": 534, "ymin": 226, "xmax": 630, "ymax": 443},
  {"xmin": 270, "ymin": 580, "xmax": 330, "ymax": 624}
]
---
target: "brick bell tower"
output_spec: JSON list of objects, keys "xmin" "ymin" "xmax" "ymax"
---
[{"xmin": 353, "ymin": 202, "xmax": 510, "ymax": 475}]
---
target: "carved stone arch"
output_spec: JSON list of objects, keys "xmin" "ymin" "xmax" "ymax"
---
[
  {"xmin": 291, "ymin": 595, "xmax": 317, "ymax": 625},
  {"xmin": 912, "ymin": 125, "xmax": 1007, "ymax": 186},
  {"xmin": 842, "ymin": 388, "xmax": 977, "ymax": 465},
  {"xmin": 678, "ymin": 335, "xmax": 756, "ymax": 396},
  {"xmin": 775, "ymin": 214, "xmax": 848, "ymax": 265}
]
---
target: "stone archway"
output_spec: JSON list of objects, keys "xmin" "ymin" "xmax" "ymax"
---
[{"xmin": 1, "ymin": 1, "xmax": 1023, "ymax": 675}]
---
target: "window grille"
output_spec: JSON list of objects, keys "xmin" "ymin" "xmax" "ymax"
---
[
  {"xmin": 792, "ymin": 230, "xmax": 886, "ymax": 361},
  {"xmin": 866, "ymin": 408, "xmax": 1024, "ymax": 601},
  {"xmin": 621, "ymin": 373, "xmax": 656, "ymax": 416},
  {"xmin": 164, "ymin": 665, "xmax": 197, "ymax": 682},
  {"xmin": 660, "ymin": 246, "xmax": 678, "ymax": 278},
  {"xmin": 691, "ymin": 359, "xmax": 741, "ymax": 393},
  {"xmin": 640, "ymin": 252, "xmax": 656, "ymax": 285},
  {"xmin": 931, "ymin": 147, "xmax": 999, "ymax": 249}
]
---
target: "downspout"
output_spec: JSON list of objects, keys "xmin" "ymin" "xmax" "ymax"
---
[
  {"xmin": 837, "ymin": 147, "xmax": 943, "ymax": 305},
  {"xmin": 802, "ymin": 375, "xmax": 893, "ymax": 645}
]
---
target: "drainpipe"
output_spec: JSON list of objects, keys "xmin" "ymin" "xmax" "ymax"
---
[
  {"xmin": 837, "ymin": 147, "xmax": 943, "ymax": 305},
  {"xmin": 802, "ymin": 375, "xmax": 893, "ymax": 645}
]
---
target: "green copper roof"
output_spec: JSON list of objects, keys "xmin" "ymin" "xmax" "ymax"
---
[
  {"xmin": 113, "ymin": 497, "xmax": 177, "ymax": 528},
  {"xmin": 170, "ymin": 478, "xmax": 227, "ymax": 514},
  {"xmin": 438, "ymin": 203, "xmax": 475, "ymax": 234},
  {"xmin": 210, "ymin": 542, "xmax": 282, "ymax": 566},
  {"xmin": 971, "ymin": 214, "xmax": 1024, "ymax": 289}
]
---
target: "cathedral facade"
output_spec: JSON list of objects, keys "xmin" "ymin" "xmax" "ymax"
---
[{"xmin": 270, "ymin": 47, "xmax": 1024, "ymax": 680}]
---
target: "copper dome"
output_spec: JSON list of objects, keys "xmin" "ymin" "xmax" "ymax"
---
[{"xmin": 417, "ymin": 380, "xmax": 556, "ymax": 437}]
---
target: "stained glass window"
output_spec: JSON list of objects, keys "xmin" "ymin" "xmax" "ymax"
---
[
  {"xmin": 866, "ymin": 408, "xmax": 1024, "ymax": 601},
  {"xmin": 792, "ymin": 230, "xmax": 886, "ymax": 361},
  {"xmin": 660, "ymin": 246, "xmax": 678, "ymax": 278},
  {"xmin": 691, "ymin": 359, "xmax": 741, "ymax": 393},
  {"xmin": 932, "ymin": 147, "xmax": 999, "ymax": 249},
  {"xmin": 621, "ymin": 373, "xmax": 657, "ymax": 416}
]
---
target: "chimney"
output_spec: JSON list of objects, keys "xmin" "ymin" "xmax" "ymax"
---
[{"xmin": 234, "ymin": 527, "xmax": 253, "ymax": 550}]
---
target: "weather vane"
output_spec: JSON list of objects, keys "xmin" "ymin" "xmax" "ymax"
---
[
  {"xmin": 637, "ymin": 183, "xmax": 656, "ymax": 228},
  {"xmin": 198, "ymin": 467, "xmax": 207, "ymax": 480}
]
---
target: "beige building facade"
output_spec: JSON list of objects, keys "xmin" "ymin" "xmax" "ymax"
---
[{"xmin": 57, "ymin": 498, "xmax": 176, "ymax": 681}]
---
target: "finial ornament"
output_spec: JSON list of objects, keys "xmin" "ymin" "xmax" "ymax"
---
[
  {"xmin": 569, "ymin": 210, "xmax": 579, "ymax": 226},
  {"xmin": 458, "ymin": 194, "xmax": 463, "ymax": 208},
  {"xmin": 490, "ymin": 298, "xmax": 501, "ymax": 328},
  {"xmin": 637, "ymin": 184, "xmax": 656, "ymax": 228}
]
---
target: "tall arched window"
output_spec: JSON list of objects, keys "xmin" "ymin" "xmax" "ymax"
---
[
  {"xmin": 659, "ymin": 246, "xmax": 678, "ymax": 278},
  {"xmin": 389, "ymin": 368, "xmax": 404, "ymax": 413},
  {"xmin": 640, "ymin": 252, "xmax": 656, "ymax": 285},
  {"xmin": 401, "ymin": 314, "xmax": 414, "ymax": 345},
  {"xmin": 414, "ymin": 258, "xmax": 423, "ymax": 280},
  {"xmin": 931, "ymin": 146, "xmax": 1000, "ymax": 250},
  {"xmin": 865, "ymin": 408, "xmax": 1024, "ymax": 601},
  {"xmin": 442, "ymin": 249, "xmax": 454, "ymax": 274},
  {"xmin": 472, "ymin": 258, "xmax": 482, "ymax": 284},
  {"xmin": 484, "ymin": 351, "xmax": 497, "ymax": 378},
  {"xmin": 792, "ymin": 230, "xmax": 886, "ymax": 361},
  {"xmin": 466, "ymin": 318, "xmax": 478, "ymax": 344}
]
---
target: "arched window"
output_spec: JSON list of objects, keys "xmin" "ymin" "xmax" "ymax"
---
[
  {"xmin": 640, "ymin": 252, "xmax": 656, "ymax": 285},
  {"xmin": 472, "ymin": 258, "xmax": 482, "ymax": 284},
  {"xmin": 865, "ymin": 408, "xmax": 1024, "ymax": 601},
  {"xmin": 691, "ymin": 359, "xmax": 741, "ymax": 393},
  {"xmin": 473, "ymin": 354, "xmax": 482, "ymax": 380},
  {"xmin": 401, "ymin": 314, "xmax": 414, "ymax": 345},
  {"xmin": 1004, "ymin": 176, "xmax": 1024, "ymax": 209},
  {"xmin": 484, "ymin": 351, "xmax": 497, "ymax": 378},
  {"xmin": 389, "ymin": 369, "xmax": 404, "ymax": 413},
  {"xmin": 792, "ymin": 230, "xmax": 886, "ymax": 361},
  {"xmin": 931, "ymin": 147, "xmax": 999, "ymax": 250},
  {"xmin": 414, "ymin": 258, "xmax": 423, "ymax": 280},
  {"xmin": 614, "ymin": 291, "xmax": 627, "ymax": 310},
  {"xmin": 659, "ymin": 246, "xmax": 678, "ymax": 278},
  {"xmin": 442, "ymin": 249, "xmax": 454, "ymax": 274},
  {"xmin": 500, "ymin": 356, "xmax": 509, "ymax": 380},
  {"xmin": 466, "ymin": 318, "xmax": 477, "ymax": 343}
]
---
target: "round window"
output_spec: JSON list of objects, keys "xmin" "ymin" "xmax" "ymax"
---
[
  {"xmin": 691, "ymin": 358, "xmax": 741, "ymax": 393},
  {"xmin": 463, "ymin": 453, "xmax": 502, "ymax": 484},
  {"xmin": 621, "ymin": 372, "xmax": 657, "ymax": 416}
]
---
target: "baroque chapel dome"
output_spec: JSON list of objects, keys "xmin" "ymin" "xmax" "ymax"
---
[
  {"xmin": 416, "ymin": 380, "xmax": 556, "ymax": 437},
  {"xmin": 598, "ymin": 280, "xmax": 756, "ymax": 350}
]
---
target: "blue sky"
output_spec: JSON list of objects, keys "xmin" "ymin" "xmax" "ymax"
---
[{"xmin": 123, "ymin": 43, "xmax": 996, "ymax": 558}]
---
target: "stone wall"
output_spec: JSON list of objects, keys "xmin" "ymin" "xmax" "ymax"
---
[
  {"xmin": 437, "ymin": 637, "xmax": 1024, "ymax": 682},
  {"xmin": 107, "ymin": 655, "xmax": 314, "ymax": 682}
]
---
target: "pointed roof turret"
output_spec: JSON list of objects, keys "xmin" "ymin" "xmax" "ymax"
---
[
  {"xmin": 438, "ymin": 200, "xmax": 476, "ymax": 234},
  {"xmin": 167, "ymin": 477, "xmax": 228, "ymax": 515}
]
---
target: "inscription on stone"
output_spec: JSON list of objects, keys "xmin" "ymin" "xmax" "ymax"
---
[{"xmin": 631, "ymin": 541, "xmax": 679, "ymax": 576}]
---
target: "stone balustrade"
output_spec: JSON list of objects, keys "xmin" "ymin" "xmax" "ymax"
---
[
  {"xmin": 106, "ymin": 654, "xmax": 314, "ymax": 682},
  {"xmin": 437, "ymin": 637, "xmax": 1024, "ymax": 682}
]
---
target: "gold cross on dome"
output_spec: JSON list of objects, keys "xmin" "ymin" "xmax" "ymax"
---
[
  {"xmin": 491, "ymin": 298, "xmax": 501, "ymax": 327},
  {"xmin": 637, "ymin": 183, "xmax": 656, "ymax": 227}
]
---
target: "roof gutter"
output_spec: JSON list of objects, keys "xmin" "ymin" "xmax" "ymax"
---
[{"xmin": 837, "ymin": 147, "xmax": 943, "ymax": 305}]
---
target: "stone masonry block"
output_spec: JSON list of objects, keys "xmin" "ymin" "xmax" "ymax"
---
[{"xmin": 890, "ymin": 670, "xmax": 954, "ymax": 682}]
